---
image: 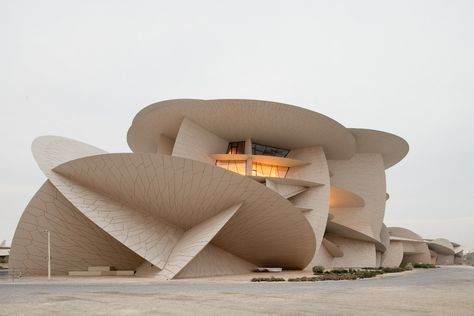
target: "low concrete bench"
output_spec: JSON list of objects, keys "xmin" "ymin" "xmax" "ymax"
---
[
  {"xmin": 69, "ymin": 266, "xmax": 134, "ymax": 276},
  {"xmin": 88, "ymin": 266, "xmax": 110, "ymax": 272},
  {"xmin": 255, "ymin": 267, "xmax": 283, "ymax": 272}
]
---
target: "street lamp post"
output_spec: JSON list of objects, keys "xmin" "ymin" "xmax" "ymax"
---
[{"xmin": 44, "ymin": 230, "xmax": 50, "ymax": 280}]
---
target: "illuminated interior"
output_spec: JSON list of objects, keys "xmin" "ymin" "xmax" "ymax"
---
[
  {"xmin": 218, "ymin": 141, "xmax": 290, "ymax": 177},
  {"xmin": 215, "ymin": 160, "xmax": 246, "ymax": 175},
  {"xmin": 251, "ymin": 162, "xmax": 288, "ymax": 178}
]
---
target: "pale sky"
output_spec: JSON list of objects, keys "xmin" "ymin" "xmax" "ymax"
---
[{"xmin": 1, "ymin": 1, "xmax": 473, "ymax": 250}]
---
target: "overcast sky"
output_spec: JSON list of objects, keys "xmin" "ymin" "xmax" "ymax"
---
[{"xmin": 1, "ymin": 1, "xmax": 473, "ymax": 251}]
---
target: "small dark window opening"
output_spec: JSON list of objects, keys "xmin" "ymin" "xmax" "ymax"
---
[{"xmin": 226, "ymin": 141, "xmax": 246, "ymax": 154}]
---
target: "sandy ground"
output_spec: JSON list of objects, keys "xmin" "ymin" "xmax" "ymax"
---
[{"xmin": 0, "ymin": 266, "xmax": 473, "ymax": 315}]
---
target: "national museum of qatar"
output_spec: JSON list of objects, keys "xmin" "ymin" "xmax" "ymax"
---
[{"xmin": 9, "ymin": 99, "xmax": 462, "ymax": 278}]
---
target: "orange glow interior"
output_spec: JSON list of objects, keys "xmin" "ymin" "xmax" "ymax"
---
[
  {"xmin": 251, "ymin": 162, "xmax": 288, "ymax": 178},
  {"xmin": 215, "ymin": 160, "xmax": 246, "ymax": 176},
  {"xmin": 215, "ymin": 160, "xmax": 289, "ymax": 178}
]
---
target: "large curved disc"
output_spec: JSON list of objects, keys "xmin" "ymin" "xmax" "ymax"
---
[
  {"xmin": 34, "ymin": 136, "xmax": 316, "ymax": 269},
  {"xmin": 350, "ymin": 128, "xmax": 409, "ymax": 169},
  {"xmin": 127, "ymin": 99, "xmax": 356, "ymax": 160}
]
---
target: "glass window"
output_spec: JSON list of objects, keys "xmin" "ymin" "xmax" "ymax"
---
[
  {"xmin": 251, "ymin": 162, "xmax": 288, "ymax": 178},
  {"xmin": 226, "ymin": 141, "xmax": 246, "ymax": 154},
  {"xmin": 215, "ymin": 160, "xmax": 246, "ymax": 175},
  {"xmin": 251, "ymin": 143, "xmax": 289, "ymax": 157}
]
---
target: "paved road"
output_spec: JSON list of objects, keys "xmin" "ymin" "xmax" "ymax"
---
[{"xmin": 0, "ymin": 266, "xmax": 473, "ymax": 315}]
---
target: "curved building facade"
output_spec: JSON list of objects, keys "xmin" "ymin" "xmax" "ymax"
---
[
  {"xmin": 427, "ymin": 238, "xmax": 463, "ymax": 265},
  {"xmin": 381, "ymin": 227, "xmax": 432, "ymax": 267},
  {"xmin": 9, "ymin": 99, "xmax": 457, "ymax": 278}
]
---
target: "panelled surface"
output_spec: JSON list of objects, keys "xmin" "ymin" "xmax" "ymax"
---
[
  {"xmin": 172, "ymin": 117, "xmax": 228, "ymax": 164},
  {"xmin": 326, "ymin": 234, "xmax": 376, "ymax": 268},
  {"xmin": 54, "ymin": 152, "xmax": 316, "ymax": 268},
  {"xmin": 328, "ymin": 153, "xmax": 386, "ymax": 243},
  {"xmin": 9, "ymin": 181, "xmax": 144, "ymax": 275},
  {"xmin": 159, "ymin": 203, "xmax": 242, "ymax": 279},
  {"xmin": 286, "ymin": 146, "xmax": 331, "ymax": 270},
  {"xmin": 10, "ymin": 135, "xmax": 317, "ymax": 278},
  {"xmin": 176, "ymin": 244, "xmax": 256, "ymax": 278},
  {"xmin": 381, "ymin": 241, "xmax": 404, "ymax": 267},
  {"xmin": 127, "ymin": 99, "xmax": 357, "ymax": 160}
]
